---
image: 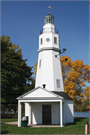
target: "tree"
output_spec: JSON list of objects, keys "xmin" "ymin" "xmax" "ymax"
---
[
  {"xmin": 1, "ymin": 35, "xmax": 34, "ymax": 112},
  {"xmin": 82, "ymin": 86, "xmax": 90, "ymax": 110},
  {"xmin": 74, "ymin": 100, "xmax": 89, "ymax": 112},
  {"xmin": 60, "ymin": 56, "xmax": 89, "ymax": 105},
  {"xmin": 34, "ymin": 56, "xmax": 89, "ymax": 105},
  {"xmin": 23, "ymin": 77, "xmax": 35, "ymax": 93},
  {"xmin": 1, "ymin": 35, "xmax": 22, "ymax": 55},
  {"xmin": 82, "ymin": 86, "xmax": 90, "ymax": 101}
]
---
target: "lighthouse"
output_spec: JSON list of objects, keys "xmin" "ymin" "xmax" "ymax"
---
[
  {"xmin": 35, "ymin": 13, "xmax": 64, "ymax": 92},
  {"xmin": 17, "ymin": 8, "xmax": 74, "ymax": 127}
]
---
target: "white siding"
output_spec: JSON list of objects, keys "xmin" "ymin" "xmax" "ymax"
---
[
  {"xmin": 25, "ymin": 103, "xmax": 30, "ymax": 124},
  {"xmin": 25, "ymin": 103, "xmax": 32, "ymax": 124},
  {"xmin": 35, "ymin": 51, "xmax": 43, "ymax": 87},
  {"xmin": 64, "ymin": 101, "xmax": 74, "ymax": 123},
  {"xmin": 52, "ymin": 102, "xmax": 60, "ymax": 124},
  {"xmin": 53, "ymin": 51, "xmax": 64, "ymax": 91},
  {"xmin": 32, "ymin": 102, "xmax": 42, "ymax": 124},
  {"xmin": 30, "ymin": 102, "xmax": 60, "ymax": 124},
  {"xmin": 35, "ymin": 49, "xmax": 64, "ymax": 92}
]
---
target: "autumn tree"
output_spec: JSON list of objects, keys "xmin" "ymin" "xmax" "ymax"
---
[
  {"xmin": 60, "ymin": 56, "xmax": 89, "ymax": 105},
  {"xmin": 34, "ymin": 56, "xmax": 89, "ymax": 105},
  {"xmin": 1, "ymin": 35, "xmax": 34, "ymax": 112}
]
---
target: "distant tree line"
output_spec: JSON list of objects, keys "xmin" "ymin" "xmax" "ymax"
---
[{"xmin": 74, "ymin": 101, "xmax": 89, "ymax": 112}]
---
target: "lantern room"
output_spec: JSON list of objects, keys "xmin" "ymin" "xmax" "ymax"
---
[{"xmin": 44, "ymin": 14, "xmax": 54, "ymax": 24}]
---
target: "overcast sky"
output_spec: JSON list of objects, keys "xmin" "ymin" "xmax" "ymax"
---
[{"xmin": 1, "ymin": 1, "xmax": 89, "ymax": 78}]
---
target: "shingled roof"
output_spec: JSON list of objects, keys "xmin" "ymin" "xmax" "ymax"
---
[{"xmin": 51, "ymin": 91, "xmax": 73, "ymax": 101}]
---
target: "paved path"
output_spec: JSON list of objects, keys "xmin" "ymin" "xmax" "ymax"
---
[
  {"xmin": 1, "ymin": 121, "xmax": 18, "ymax": 125},
  {"xmin": 27, "ymin": 124, "xmax": 63, "ymax": 127},
  {"xmin": 1, "ymin": 122, "xmax": 64, "ymax": 127}
]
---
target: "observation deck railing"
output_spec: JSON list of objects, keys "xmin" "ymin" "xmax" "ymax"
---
[{"xmin": 40, "ymin": 28, "xmax": 58, "ymax": 34}]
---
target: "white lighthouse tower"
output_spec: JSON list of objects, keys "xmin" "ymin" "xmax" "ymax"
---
[
  {"xmin": 17, "ymin": 8, "xmax": 74, "ymax": 127},
  {"xmin": 35, "ymin": 12, "xmax": 64, "ymax": 92}
]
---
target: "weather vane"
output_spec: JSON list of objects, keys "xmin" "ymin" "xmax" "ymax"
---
[{"xmin": 48, "ymin": 6, "xmax": 53, "ymax": 14}]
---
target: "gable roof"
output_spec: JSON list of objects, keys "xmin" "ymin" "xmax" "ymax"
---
[
  {"xmin": 17, "ymin": 86, "xmax": 63, "ymax": 100},
  {"xmin": 51, "ymin": 91, "xmax": 73, "ymax": 101}
]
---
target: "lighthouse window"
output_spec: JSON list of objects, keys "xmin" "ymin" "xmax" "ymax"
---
[
  {"xmin": 45, "ymin": 17, "xmax": 49, "ymax": 24},
  {"xmin": 56, "ymin": 79, "xmax": 60, "ymax": 88},
  {"xmin": 54, "ymin": 37, "xmax": 57, "ymax": 44},
  {"xmin": 41, "ymin": 38, "xmax": 43, "ymax": 44},
  {"xmin": 45, "ymin": 16, "xmax": 54, "ymax": 24},
  {"xmin": 49, "ymin": 17, "xmax": 51, "ymax": 23},
  {"xmin": 51, "ymin": 18, "xmax": 53, "ymax": 24},
  {"xmin": 39, "ymin": 59, "xmax": 41, "ymax": 67}
]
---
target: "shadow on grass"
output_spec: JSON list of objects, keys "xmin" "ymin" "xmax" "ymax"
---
[
  {"xmin": 1, "ymin": 117, "xmax": 13, "ymax": 119},
  {"xmin": 65, "ymin": 117, "xmax": 86, "ymax": 126},
  {"xmin": 1, "ymin": 131, "xmax": 8, "ymax": 134}
]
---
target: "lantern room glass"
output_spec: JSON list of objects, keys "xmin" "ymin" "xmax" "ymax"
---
[{"xmin": 44, "ymin": 15, "xmax": 54, "ymax": 24}]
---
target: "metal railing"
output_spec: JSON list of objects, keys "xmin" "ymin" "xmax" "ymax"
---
[
  {"xmin": 40, "ymin": 28, "xmax": 58, "ymax": 34},
  {"xmin": 55, "ymin": 29, "xmax": 58, "ymax": 34}
]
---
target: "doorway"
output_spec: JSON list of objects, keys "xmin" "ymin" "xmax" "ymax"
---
[{"xmin": 42, "ymin": 105, "xmax": 51, "ymax": 125}]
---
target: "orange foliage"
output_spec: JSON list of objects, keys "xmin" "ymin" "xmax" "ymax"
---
[
  {"xmin": 61, "ymin": 56, "xmax": 89, "ymax": 105},
  {"xmin": 86, "ymin": 105, "xmax": 90, "ymax": 110},
  {"xmin": 82, "ymin": 86, "xmax": 90, "ymax": 101}
]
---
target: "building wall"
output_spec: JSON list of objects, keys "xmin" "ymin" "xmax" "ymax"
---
[
  {"xmin": 25, "ymin": 103, "xmax": 31, "ymax": 124},
  {"xmin": 35, "ymin": 51, "xmax": 43, "ymax": 88},
  {"xmin": 51, "ymin": 102, "xmax": 60, "ymax": 124},
  {"xmin": 40, "ymin": 50, "xmax": 54, "ymax": 90},
  {"xmin": 39, "ymin": 32, "xmax": 59, "ymax": 49},
  {"xmin": 26, "ymin": 102, "xmax": 60, "ymax": 124},
  {"xmin": 35, "ymin": 49, "xmax": 64, "ymax": 92},
  {"xmin": 25, "ymin": 101, "xmax": 74, "ymax": 125},
  {"xmin": 52, "ymin": 50, "xmax": 64, "ymax": 92},
  {"xmin": 64, "ymin": 101, "xmax": 74, "ymax": 123}
]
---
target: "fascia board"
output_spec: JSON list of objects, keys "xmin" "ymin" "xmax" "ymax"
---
[
  {"xmin": 65, "ymin": 100, "xmax": 74, "ymax": 103},
  {"xmin": 17, "ymin": 97, "xmax": 65, "ymax": 102},
  {"xmin": 16, "ymin": 86, "xmax": 40, "ymax": 99},
  {"xmin": 18, "ymin": 99, "xmax": 63, "ymax": 103},
  {"xmin": 17, "ymin": 97, "xmax": 61, "ymax": 100}
]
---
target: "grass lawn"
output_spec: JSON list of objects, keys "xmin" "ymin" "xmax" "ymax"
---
[
  {"xmin": 1, "ymin": 118, "xmax": 89, "ymax": 134},
  {"xmin": 1, "ymin": 118, "xmax": 18, "ymax": 122}
]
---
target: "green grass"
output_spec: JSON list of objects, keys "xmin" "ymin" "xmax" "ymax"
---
[
  {"xmin": 1, "ymin": 118, "xmax": 89, "ymax": 134},
  {"xmin": 1, "ymin": 118, "xmax": 18, "ymax": 122}
]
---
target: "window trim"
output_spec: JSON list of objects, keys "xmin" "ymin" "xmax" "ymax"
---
[
  {"xmin": 41, "ymin": 38, "xmax": 43, "ymax": 44},
  {"xmin": 39, "ymin": 59, "xmax": 41, "ymax": 68},
  {"xmin": 56, "ymin": 79, "xmax": 60, "ymax": 89},
  {"xmin": 54, "ymin": 37, "xmax": 57, "ymax": 44}
]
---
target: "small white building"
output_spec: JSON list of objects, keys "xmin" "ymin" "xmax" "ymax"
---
[{"xmin": 17, "ymin": 13, "xmax": 74, "ymax": 127}]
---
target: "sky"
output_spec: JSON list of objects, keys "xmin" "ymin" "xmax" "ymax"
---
[{"xmin": 1, "ymin": 1, "xmax": 89, "ymax": 79}]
